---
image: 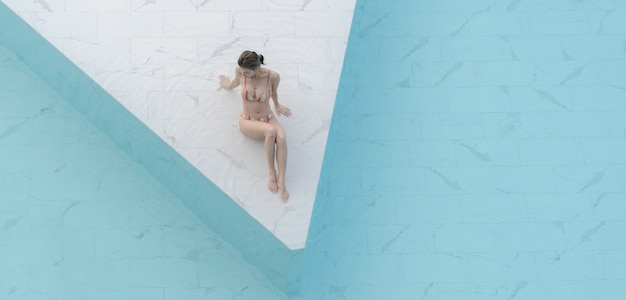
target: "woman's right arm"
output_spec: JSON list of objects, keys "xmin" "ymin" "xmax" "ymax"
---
[{"xmin": 220, "ymin": 66, "xmax": 241, "ymax": 90}]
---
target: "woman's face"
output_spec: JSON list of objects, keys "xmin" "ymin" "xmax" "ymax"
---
[{"xmin": 241, "ymin": 68, "xmax": 256, "ymax": 78}]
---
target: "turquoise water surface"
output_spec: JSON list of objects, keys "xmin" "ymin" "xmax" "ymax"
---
[{"xmin": 301, "ymin": 0, "xmax": 626, "ymax": 299}]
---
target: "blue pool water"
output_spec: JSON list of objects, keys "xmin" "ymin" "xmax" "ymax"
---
[
  {"xmin": 4, "ymin": 0, "xmax": 626, "ymax": 299},
  {"xmin": 299, "ymin": 0, "xmax": 626, "ymax": 299}
]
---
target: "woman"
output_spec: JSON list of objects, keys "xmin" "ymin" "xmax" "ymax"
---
[{"xmin": 219, "ymin": 51, "xmax": 292, "ymax": 201}]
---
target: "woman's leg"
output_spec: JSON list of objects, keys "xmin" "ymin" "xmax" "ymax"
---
[
  {"xmin": 268, "ymin": 118, "xmax": 289, "ymax": 201},
  {"xmin": 239, "ymin": 118, "xmax": 279, "ymax": 193}
]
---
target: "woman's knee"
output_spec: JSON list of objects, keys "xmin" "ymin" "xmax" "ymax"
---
[
  {"xmin": 265, "ymin": 126, "xmax": 277, "ymax": 139},
  {"xmin": 276, "ymin": 132, "xmax": 286, "ymax": 145}
]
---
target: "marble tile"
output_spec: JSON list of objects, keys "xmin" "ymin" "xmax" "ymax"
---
[
  {"xmin": 328, "ymin": 194, "xmax": 397, "ymax": 226},
  {"xmin": 0, "ymin": 0, "xmax": 64, "ymax": 12},
  {"xmin": 440, "ymin": 36, "xmax": 508, "ymax": 62},
  {"xmin": 164, "ymin": 12, "xmax": 230, "ymax": 37},
  {"xmin": 424, "ymin": 167, "xmax": 494, "ymax": 194},
  {"xmin": 370, "ymin": 283, "xmax": 438, "ymax": 300},
  {"xmin": 446, "ymin": 87, "xmax": 512, "ymax": 112},
  {"xmin": 402, "ymin": 253, "xmax": 471, "ymax": 283},
  {"xmin": 467, "ymin": 252, "xmax": 537, "ymax": 281},
  {"xmin": 407, "ymin": 12, "xmax": 470, "ymax": 36},
  {"xmin": 553, "ymin": 165, "xmax": 624, "ymax": 193},
  {"xmin": 266, "ymin": 37, "xmax": 347, "ymax": 64},
  {"xmin": 503, "ymin": 35, "xmax": 564, "ymax": 60},
  {"xmin": 592, "ymin": 192, "xmax": 626, "ymax": 220},
  {"xmin": 526, "ymin": 193, "xmax": 596, "ymax": 222},
  {"xmin": 602, "ymin": 250, "xmax": 626, "ymax": 279},
  {"xmin": 438, "ymin": 282, "xmax": 550, "ymax": 300},
  {"xmin": 434, "ymin": 223, "xmax": 501, "ymax": 252},
  {"xmin": 130, "ymin": 257, "xmax": 199, "ymax": 288},
  {"xmin": 468, "ymin": 12, "xmax": 530, "ymax": 35},
  {"xmin": 59, "ymin": 287, "xmax": 165, "ymax": 300},
  {"xmin": 510, "ymin": 87, "xmax": 572, "ymax": 112},
  {"xmin": 454, "ymin": 139, "xmax": 521, "ymax": 166},
  {"xmin": 528, "ymin": 12, "xmax": 592, "ymax": 34},
  {"xmin": 197, "ymin": 36, "xmax": 265, "ymax": 64},
  {"xmin": 535, "ymin": 61, "xmax": 601, "ymax": 86},
  {"xmin": 499, "ymin": 222, "xmax": 569, "ymax": 251},
  {"xmin": 544, "ymin": 112, "xmax": 611, "ymax": 138},
  {"xmin": 561, "ymin": 35, "xmax": 625, "ymax": 59},
  {"xmin": 368, "ymin": 224, "xmax": 435, "ymax": 254},
  {"xmin": 131, "ymin": 38, "xmax": 198, "ymax": 64},
  {"xmin": 293, "ymin": 283, "xmax": 372, "ymax": 300},
  {"xmin": 20, "ymin": 12, "xmax": 98, "ymax": 39},
  {"xmin": 379, "ymin": 36, "xmax": 442, "ymax": 63},
  {"xmin": 494, "ymin": 0, "xmax": 557, "ymax": 11},
  {"xmin": 583, "ymin": 138, "xmax": 626, "ymax": 163},
  {"xmin": 361, "ymin": 167, "xmax": 424, "ymax": 195},
  {"xmin": 475, "ymin": 61, "xmax": 535, "ymax": 86},
  {"xmin": 395, "ymin": 195, "xmax": 462, "ymax": 224},
  {"xmin": 419, "ymin": 113, "xmax": 485, "ymax": 139},
  {"xmin": 565, "ymin": 84, "xmax": 611, "ymax": 107},
  {"xmin": 262, "ymin": 0, "xmax": 327, "ymax": 11},
  {"xmin": 459, "ymin": 194, "xmax": 529, "ymax": 222},
  {"xmin": 573, "ymin": 280, "xmax": 626, "ymax": 300},
  {"xmin": 294, "ymin": 12, "xmax": 353, "ymax": 37},
  {"xmin": 131, "ymin": 0, "xmax": 198, "ymax": 12},
  {"xmin": 501, "ymin": 281, "xmax": 576, "ymax": 300},
  {"xmin": 535, "ymin": 250, "xmax": 605, "ymax": 280},
  {"xmin": 329, "ymin": 254, "xmax": 404, "ymax": 285},
  {"xmin": 63, "ymin": 38, "xmax": 132, "ymax": 66},
  {"xmin": 0, "ymin": 173, "xmax": 30, "ymax": 201},
  {"xmin": 591, "ymin": 11, "xmax": 626, "ymax": 34},
  {"xmin": 518, "ymin": 138, "xmax": 585, "ymax": 165},
  {"xmin": 385, "ymin": 88, "xmax": 449, "ymax": 113},
  {"xmin": 357, "ymin": 114, "xmax": 421, "ymax": 140},
  {"xmin": 97, "ymin": 12, "xmax": 164, "ymax": 38},
  {"xmin": 412, "ymin": 62, "xmax": 479, "ymax": 87},
  {"xmin": 230, "ymin": 12, "xmax": 296, "ymax": 37},
  {"xmin": 408, "ymin": 140, "xmax": 457, "ymax": 167},
  {"xmin": 95, "ymin": 64, "xmax": 165, "ymax": 92},
  {"xmin": 331, "ymin": 140, "xmax": 411, "ymax": 168},
  {"xmin": 65, "ymin": 0, "xmax": 132, "ymax": 12},
  {"xmin": 554, "ymin": 0, "xmax": 614, "ymax": 11},
  {"xmin": 196, "ymin": 0, "xmax": 263, "ymax": 11},
  {"xmin": 482, "ymin": 112, "xmax": 549, "ymax": 139},
  {"xmin": 596, "ymin": 61, "xmax": 626, "ymax": 85},
  {"xmin": 565, "ymin": 221, "xmax": 626, "ymax": 250},
  {"xmin": 437, "ymin": 0, "xmax": 495, "ymax": 12},
  {"xmin": 492, "ymin": 166, "xmax": 557, "ymax": 194}
]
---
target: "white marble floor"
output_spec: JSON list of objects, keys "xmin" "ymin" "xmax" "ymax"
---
[{"xmin": 3, "ymin": 0, "xmax": 356, "ymax": 249}]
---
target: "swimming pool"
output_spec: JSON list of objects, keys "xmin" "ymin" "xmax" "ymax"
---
[{"xmin": 4, "ymin": 0, "xmax": 626, "ymax": 299}]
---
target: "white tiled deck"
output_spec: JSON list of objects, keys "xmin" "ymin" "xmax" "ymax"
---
[{"xmin": 2, "ymin": 0, "xmax": 356, "ymax": 249}]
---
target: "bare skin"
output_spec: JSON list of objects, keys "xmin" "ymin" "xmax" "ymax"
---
[{"xmin": 219, "ymin": 66, "xmax": 292, "ymax": 201}]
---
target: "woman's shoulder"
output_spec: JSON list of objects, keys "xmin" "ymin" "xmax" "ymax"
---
[{"xmin": 268, "ymin": 69, "xmax": 280, "ymax": 81}]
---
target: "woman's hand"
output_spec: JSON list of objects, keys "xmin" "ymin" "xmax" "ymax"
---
[
  {"xmin": 276, "ymin": 104, "xmax": 292, "ymax": 117},
  {"xmin": 219, "ymin": 75, "xmax": 231, "ymax": 90}
]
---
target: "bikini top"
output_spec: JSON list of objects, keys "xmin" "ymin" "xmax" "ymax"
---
[{"xmin": 242, "ymin": 69, "xmax": 271, "ymax": 103}]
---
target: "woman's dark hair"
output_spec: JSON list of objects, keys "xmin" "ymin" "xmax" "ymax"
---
[{"xmin": 238, "ymin": 50, "xmax": 264, "ymax": 70}]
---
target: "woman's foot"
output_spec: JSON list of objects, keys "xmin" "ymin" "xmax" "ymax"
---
[
  {"xmin": 278, "ymin": 178, "xmax": 289, "ymax": 201},
  {"xmin": 268, "ymin": 173, "xmax": 278, "ymax": 194}
]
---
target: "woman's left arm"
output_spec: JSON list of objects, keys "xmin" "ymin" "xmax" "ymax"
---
[{"xmin": 271, "ymin": 72, "xmax": 292, "ymax": 117}]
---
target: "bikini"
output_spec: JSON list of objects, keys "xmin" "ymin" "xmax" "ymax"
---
[{"xmin": 241, "ymin": 69, "xmax": 273, "ymax": 123}]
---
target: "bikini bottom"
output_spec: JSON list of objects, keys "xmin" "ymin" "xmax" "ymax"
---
[{"xmin": 240, "ymin": 113, "xmax": 273, "ymax": 123}]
